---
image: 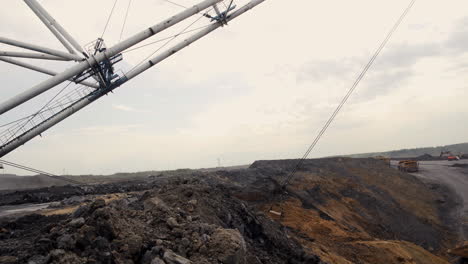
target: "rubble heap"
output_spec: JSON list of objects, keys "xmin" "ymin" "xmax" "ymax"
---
[{"xmin": 0, "ymin": 179, "xmax": 323, "ymax": 264}]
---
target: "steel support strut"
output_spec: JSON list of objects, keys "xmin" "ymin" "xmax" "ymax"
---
[
  {"xmin": 125, "ymin": 0, "xmax": 265, "ymax": 82},
  {"xmin": 0, "ymin": 37, "xmax": 82, "ymax": 61},
  {"xmin": 0, "ymin": 51, "xmax": 69, "ymax": 61},
  {"xmin": 24, "ymin": 0, "xmax": 85, "ymax": 55},
  {"xmin": 0, "ymin": 0, "xmax": 266, "ymax": 158},
  {"xmin": 0, "ymin": 57, "xmax": 99, "ymax": 88},
  {"xmin": 23, "ymin": 0, "xmax": 77, "ymax": 55},
  {"xmin": 0, "ymin": 0, "xmax": 223, "ymax": 116}
]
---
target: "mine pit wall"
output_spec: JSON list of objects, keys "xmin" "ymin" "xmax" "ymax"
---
[
  {"xmin": 0, "ymin": 157, "xmax": 464, "ymax": 264},
  {"xmin": 247, "ymin": 158, "xmax": 461, "ymax": 258}
]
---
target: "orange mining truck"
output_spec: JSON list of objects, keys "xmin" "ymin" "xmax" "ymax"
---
[{"xmin": 398, "ymin": 160, "xmax": 419, "ymax": 172}]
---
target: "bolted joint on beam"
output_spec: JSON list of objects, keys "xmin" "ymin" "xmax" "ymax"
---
[
  {"xmin": 75, "ymin": 39, "xmax": 123, "ymax": 89},
  {"xmin": 210, "ymin": 3, "xmax": 237, "ymax": 25}
]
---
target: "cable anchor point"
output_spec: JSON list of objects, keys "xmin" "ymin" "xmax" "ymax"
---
[
  {"xmin": 207, "ymin": 3, "xmax": 236, "ymax": 26},
  {"xmin": 74, "ymin": 38, "xmax": 123, "ymax": 89}
]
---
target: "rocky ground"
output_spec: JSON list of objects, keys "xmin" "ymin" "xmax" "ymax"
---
[
  {"xmin": 0, "ymin": 158, "xmax": 466, "ymax": 264},
  {"xmin": 411, "ymin": 160, "xmax": 468, "ymax": 241},
  {"xmin": 0, "ymin": 178, "xmax": 322, "ymax": 264}
]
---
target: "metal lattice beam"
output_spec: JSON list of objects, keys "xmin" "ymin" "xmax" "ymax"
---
[{"xmin": 0, "ymin": 0, "xmax": 267, "ymax": 158}]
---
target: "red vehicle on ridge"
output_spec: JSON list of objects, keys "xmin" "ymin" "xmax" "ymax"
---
[{"xmin": 440, "ymin": 151, "xmax": 461, "ymax": 161}]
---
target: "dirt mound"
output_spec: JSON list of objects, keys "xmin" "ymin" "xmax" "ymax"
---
[
  {"xmin": 452, "ymin": 163, "xmax": 468, "ymax": 168},
  {"xmin": 417, "ymin": 153, "xmax": 437, "ymax": 160},
  {"xmin": 0, "ymin": 174, "xmax": 73, "ymax": 191},
  {"xmin": 0, "ymin": 180, "xmax": 152, "ymax": 206},
  {"xmin": 0, "ymin": 158, "xmax": 462, "ymax": 264},
  {"xmin": 346, "ymin": 142, "xmax": 468, "ymax": 158},
  {"xmin": 242, "ymin": 158, "xmax": 460, "ymax": 263},
  {"xmin": 0, "ymin": 179, "xmax": 323, "ymax": 264}
]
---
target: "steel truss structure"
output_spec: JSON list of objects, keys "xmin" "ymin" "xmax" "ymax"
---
[{"xmin": 0, "ymin": 0, "xmax": 266, "ymax": 158}]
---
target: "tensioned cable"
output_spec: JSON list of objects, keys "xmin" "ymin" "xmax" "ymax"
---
[
  {"xmin": 224, "ymin": 0, "xmax": 236, "ymax": 10},
  {"xmin": 0, "ymin": 84, "xmax": 91, "ymax": 131},
  {"xmin": 125, "ymin": 10, "xmax": 210, "ymax": 75},
  {"xmin": 278, "ymin": 0, "xmax": 417, "ymax": 191},
  {"xmin": 101, "ymin": 0, "xmax": 119, "ymax": 39},
  {"xmin": 122, "ymin": 24, "xmax": 213, "ymax": 54},
  {"xmin": 0, "ymin": 7, "xmax": 211, "ymax": 131},
  {"xmin": 3, "ymin": 82, "xmax": 73, "ymax": 144},
  {"xmin": 221, "ymin": 1, "xmax": 228, "ymax": 9},
  {"xmin": 119, "ymin": 0, "xmax": 133, "ymax": 41},
  {"xmin": 0, "ymin": 159, "xmax": 81, "ymax": 185},
  {"xmin": 161, "ymin": 0, "xmax": 187, "ymax": 9},
  {"xmin": 159, "ymin": 0, "xmax": 217, "ymax": 19},
  {"xmin": 226, "ymin": 0, "xmax": 234, "ymax": 12},
  {"xmin": 0, "ymin": 104, "xmax": 67, "ymax": 129}
]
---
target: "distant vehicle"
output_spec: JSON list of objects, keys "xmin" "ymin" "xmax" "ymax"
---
[
  {"xmin": 440, "ymin": 151, "xmax": 453, "ymax": 158},
  {"xmin": 374, "ymin": 156, "xmax": 391, "ymax": 166},
  {"xmin": 398, "ymin": 160, "xmax": 419, "ymax": 172},
  {"xmin": 447, "ymin": 156, "xmax": 460, "ymax": 161},
  {"xmin": 440, "ymin": 151, "xmax": 461, "ymax": 161}
]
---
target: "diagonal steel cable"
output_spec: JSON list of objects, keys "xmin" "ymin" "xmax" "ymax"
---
[
  {"xmin": 119, "ymin": 0, "xmax": 133, "ymax": 41},
  {"xmin": 276, "ymin": 0, "xmax": 417, "ymax": 198},
  {"xmin": 101, "ymin": 0, "xmax": 119, "ymax": 39},
  {"xmin": 125, "ymin": 10, "xmax": 211, "ymax": 75}
]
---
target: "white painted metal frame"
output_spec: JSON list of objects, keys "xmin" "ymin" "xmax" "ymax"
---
[
  {"xmin": 23, "ymin": 0, "xmax": 77, "ymax": 55},
  {"xmin": 0, "ymin": 37, "xmax": 82, "ymax": 61},
  {"xmin": 0, "ymin": 0, "xmax": 224, "ymax": 115},
  {"xmin": 25, "ymin": 0, "xmax": 85, "ymax": 55},
  {"xmin": 0, "ymin": 51, "xmax": 69, "ymax": 61},
  {"xmin": 0, "ymin": 57, "xmax": 98, "ymax": 88},
  {"xmin": 0, "ymin": 0, "xmax": 266, "ymax": 158}
]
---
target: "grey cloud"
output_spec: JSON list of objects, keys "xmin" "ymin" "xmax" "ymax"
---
[
  {"xmin": 297, "ymin": 42, "xmax": 440, "ymax": 85},
  {"xmin": 375, "ymin": 16, "xmax": 468, "ymax": 70},
  {"xmin": 296, "ymin": 39, "xmax": 445, "ymax": 104},
  {"xmin": 445, "ymin": 31, "xmax": 468, "ymax": 52},
  {"xmin": 297, "ymin": 16, "xmax": 468, "ymax": 86},
  {"xmin": 295, "ymin": 45, "xmax": 422, "ymax": 104},
  {"xmin": 297, "ymin": 58, "xmax": 362, "ymax": 82},
  {"xmin": 375, "ymin": 43, "xmax": 441, "ymax": 69},
  {"xmin": 407, "ymin": 23, "xmax": 430, "ymax": 31},
  {"xmin": 445, "ymin": 17, "xmax": 468, "ymax": 54},
  {"xmin": 354, "ymin": 70, "xmax": 413, "ymax": 103}
]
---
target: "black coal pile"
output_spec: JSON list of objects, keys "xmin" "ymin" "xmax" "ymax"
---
[
  {"xmin": 0, "ymin": 178, "xmax": 324, "ymax": 264},
  {"xmin": 0, "ymin": 180, "xmax": 152, "ymax": 207},
  {"xmin": 451, "ymin": 163, "xmax": 468, "ymax": 168},
  {"xmin": 416, "ymin": 154, "xmax": 437, "ymax": 161}
]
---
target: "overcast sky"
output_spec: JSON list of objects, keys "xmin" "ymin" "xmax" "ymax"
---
[{"xmin": 1, "ymin": 0, "xmax": 467, "ymax": 175}]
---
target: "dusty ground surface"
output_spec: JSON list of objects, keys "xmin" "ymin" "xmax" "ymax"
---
[
  {"xmin": 347, "ymin": 142, "xmax": 468, "ymax": 159},
  {"xmin": 0, "ymin": 179, "xmax": 323, "ymax": 264},
  {"xmin": 0, "ymin": 174, "xmax": 76, "ymax": 191},
  {"xmin": 0, "ymin": 158, "xmax": 465, "ymax": 263},
  {"xmin": 0, "ymin": 180, "xmax": 152, "ymax": 207},
  {"xmin": 408, "ymin": 160, "xmax": 468, "ymax": 240},
  {"xmin": 244, "ymin": 158, "xmax": 461, "ymax": 264},
  {"xmin": 0, "ymin": 166, "xmax": 250, "ymax": 191}
]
